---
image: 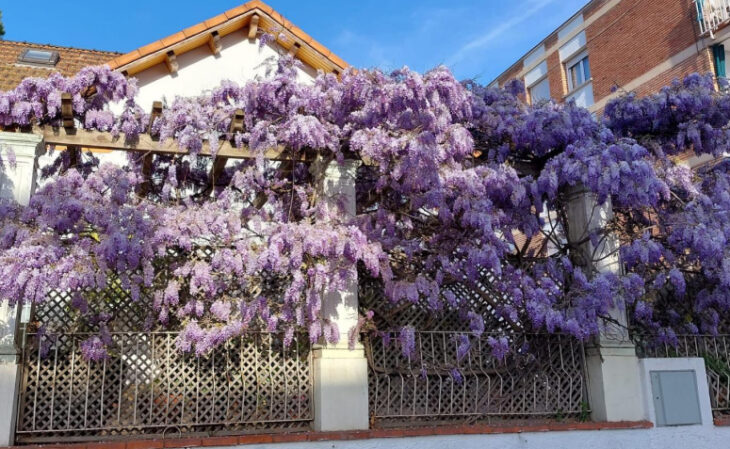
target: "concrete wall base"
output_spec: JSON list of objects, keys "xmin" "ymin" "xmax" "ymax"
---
[
  {"xmin": 0, "ymin": 359, "xmax": 21, "ymax": 446},
  {"xmin": 312, "ymin": 345, "xmax": 369, "ymax": 432},
  {"xmin": 586, "ymin": 342, "xmax": 646, "ymax": 422},
  {"xmin": 196, "ymin": 425, "xmax": 730, "ymax": 449}
]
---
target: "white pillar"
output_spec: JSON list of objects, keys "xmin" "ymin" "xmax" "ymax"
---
[
  {"xmin": 565, "ymin": 186, "xmax": 645, "ymax": 422},
  {"xmin": 312, "ymin": 159, "xmax": 369, "ymax": 431},
  {"xmin": 0, "ymin": 131, "xmax": 44, "ymax": 446}
]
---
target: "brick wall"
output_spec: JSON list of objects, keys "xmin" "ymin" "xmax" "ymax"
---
[
  {"xmin": 498, "ymin": 64, "xmax": 523, "ymax": 86},
  {"xmin": 591, "ymin": 49, "xmax": 712, "ymax": 116},
  {"xmin": 587, "ymin": 0, "xmax": 701, "ymax": 100},
  {"xmin": 546, "ymin": 51, "xmax": 565, "ymax": 99},
  {"xmin": 631, "ymin": 48, "xmax": 713, "ymax": 97},
  {"xmin": 493, "ymin": 0, "xmax": 710, "ymax": 105}
]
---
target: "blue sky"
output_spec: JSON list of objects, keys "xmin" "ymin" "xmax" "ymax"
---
[{"xmin": 1, "ymin": 0, "xmax": 587, "ymax": 83}]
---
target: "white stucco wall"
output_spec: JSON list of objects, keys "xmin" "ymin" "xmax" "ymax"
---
[
  {"xmin": 133, "ymin": 33, "xmax": 316, "ymax": 112},
  {"xmin": 0, "ymin": 132, "xmax": 44, "ymax": 446},
  {"xmin": 204, "ymin": 426, "xmax": 730, "ymax": 449}
]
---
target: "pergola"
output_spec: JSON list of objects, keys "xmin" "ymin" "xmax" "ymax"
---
[{"xmin": 3, "ymin": 0, "xmax": 351, "ymax": 192}]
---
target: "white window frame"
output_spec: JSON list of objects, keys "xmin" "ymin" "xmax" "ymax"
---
[
  {"xmin": 565, "ymin": 51, "xmax": 591, "ymax": 92},
  {"xmin": 527, "ymin": 75, "xmax": 551, "ymax": 104}
]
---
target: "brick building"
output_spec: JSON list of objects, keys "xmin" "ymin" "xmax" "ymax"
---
[{"xmin": 491, "ymin": 0, "xmax": 730, "ymax": 114}]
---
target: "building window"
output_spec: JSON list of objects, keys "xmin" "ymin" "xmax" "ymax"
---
[
  {"xmin": 17, "ymin": 49, "xmax": 60, "ymax": 67},
  {"xmin": 528, "ymin": 77, "xmax": 550, "ymax": 104},
  {"xmin": 566, "ymin": 52, "xmax": 590, "ymax": 91},
  {"xmin": 713, "ymin": 44, "xmax": 726, "ymax": 80}
]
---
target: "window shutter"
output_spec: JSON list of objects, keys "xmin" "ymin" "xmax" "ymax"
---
[{"xmin": 713, "ymin": 44, "xmax": 726, "ymax": 79}]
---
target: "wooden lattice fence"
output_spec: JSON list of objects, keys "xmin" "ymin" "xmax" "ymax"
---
[
  {"xmin": 358, "ymin": 271, "xmax": 509, "ymax": 333},
  {"xmin": 15, "ymin": 267, "xmax": 593, "ymax": 442}
]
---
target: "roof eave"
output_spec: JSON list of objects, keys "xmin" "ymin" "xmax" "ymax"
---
[{"xmin": 108, "ymin": 1, "xmax": 347, "ymax": 77}]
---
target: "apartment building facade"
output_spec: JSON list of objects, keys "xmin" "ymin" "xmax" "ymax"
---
[{"xmin": 491, "ymin": 0, "xmax": 730, "ymax": 114}]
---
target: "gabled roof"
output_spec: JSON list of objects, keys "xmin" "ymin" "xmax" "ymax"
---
[
  {"xmin": 0, "ymin": 40, "xmax": 119, "ymax": 91},
  {"xmin": 0, "ymin": 1, "xmax": 346, "ymax": 92},
  {"xmin": 108, "ymin": 0, "xmax": 347, "ymax": 76}
]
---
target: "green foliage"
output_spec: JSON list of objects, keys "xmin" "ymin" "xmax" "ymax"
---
[
  {"xmin": 0, "ymin": 11, "xmax": 5, "ymax": 38},
  {"xmin": 703, "ymin": 353, "xmax": 730, "ymax": 380},
  {"xmin": 579, "ymin": 401, "xmax": 591, "ymax": 422},
  {"xmin": 702, "ymin": 353, "xmax": 730, "ymax": 409}
]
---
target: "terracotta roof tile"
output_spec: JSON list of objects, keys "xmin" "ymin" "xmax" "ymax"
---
[
  {"xmin": 203, "ymin": 13, "xmax": 228, "ymax": 29},
  {"xmin": 224, "ymin": 5, "xmax": 249, "ymax": 19},
  {"xmin": 137, "ymin": 41, "xmax": 165, "ymax": 58},
  {"xmin": 160, "ymin": 32, "xmax": 186, "ymax": 48},
  {"xmin": 109, "ymin": 1, "xmax": 347, "ymax": 72},
  {"xmin": 108, "ymin": 50, "xmax": 141, "ymax": 69},
  {"xmin": 0, "ymin": 40, "xmax": 119, "ymax": 92},
  {"xmin": 182, "ymin": 23, "xmax": 208, "ymax": 38},
  {"xmin": 249, "ymin": 1, "xmax": 274, "ymax": 15}
]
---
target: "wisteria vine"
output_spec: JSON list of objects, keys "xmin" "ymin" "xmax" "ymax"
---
[{"xmin": 1, "ymin": 56, "xmax": 729, "ymax": 360}]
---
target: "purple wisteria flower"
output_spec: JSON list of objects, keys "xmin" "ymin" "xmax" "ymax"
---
[
  {"xmin": 0, "ymin": 57, "xmax": 729, "ymax": 358},
  {"xmin": 487, "ymin": 336, "xmax": 510, "ymax": 362}
]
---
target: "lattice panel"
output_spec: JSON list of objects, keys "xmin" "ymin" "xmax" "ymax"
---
[
  {"xmin": 33, "ymin": 247, "xmax": 222, "ymax": 335},
  {"xmin": 635, "ymin": 334, "xmax": 730, "ymax": 416},
  {"xmin": 16, "ymin": 332, "xmax": 313, "ymax": 443},
  {"xmin": 35, "ymin": 281, "xmax": 153, "ymax": 334},
  {"xmin": 359, "ymin": 270, "xmax": 519, "ymax": 334},
  {"xmin": 365, "ymin": 332, "xmax": 588, "ymax": 426}
]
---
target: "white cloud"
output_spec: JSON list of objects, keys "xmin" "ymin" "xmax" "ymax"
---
[{"xmin": 445, "ymin": 0, "xmax": 557, "ymax": 67}]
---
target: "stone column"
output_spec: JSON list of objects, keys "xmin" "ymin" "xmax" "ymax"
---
[
  {"xmin": 0, "ymin": 131, "xmax": 44, "ymax": 446},
  {"xmin": 312, "ymin": 159, "xmax": 369, "ymax": 431},
  {"xmin": 565, "ymin": 186, "xmax": 645, "ymax": 422}
]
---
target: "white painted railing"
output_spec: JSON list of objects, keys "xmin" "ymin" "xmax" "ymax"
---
[{"xmin": 697, "ymin": 0, "xmax": 730, "ymax": 38}]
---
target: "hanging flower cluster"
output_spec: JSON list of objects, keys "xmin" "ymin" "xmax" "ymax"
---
[{"xmin": 1, "ymin": 55, "xmax": 729, "ymax": 359}]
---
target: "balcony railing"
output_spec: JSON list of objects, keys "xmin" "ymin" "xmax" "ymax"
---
[{"xmin": 697, "ymin": 0, "xmax": 730, "ymax": 38}]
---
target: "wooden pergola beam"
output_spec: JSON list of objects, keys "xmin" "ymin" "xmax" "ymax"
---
[
  {"xmin": 137, "ymin": 151, "xmax": 154, "ymax": 196},
  {"xmin": 288, "ymin": 42, "xmax": 301, "ymax": 58},
  {"xmin": 165, "ymin": 51, "xmax": 179, "ymax": 75},
  {"xmin": 248, "ymin": 14, "xmax": 259, "ymax": 40},
  {"xmin": 208, "ymin": 156, "xmax": 229, "ymax": 192},
  {"xmin": 208, "ymin": 108, "xmax": 244, "ymax": 190},
  {"xmin": 207, "ymin": 31, "xmax": 222, "ymax": 56},
  {"xmin": 59, "ymin": 92, "xmax": 82, "ymax": 172},
  {"xmin": 228, "ymin": 109, "xmax": 245, "ymax": 135},
  {"xmin": 61, "ymin": 93, "xmax": 74, "ymax": 129},
  {"xmin": 37, "ymin": 126, "xmax": 307, "ymax": 161},
  {"xmin": 134, "ymin": 101, "xmax": 164, "ymax": 196}
]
